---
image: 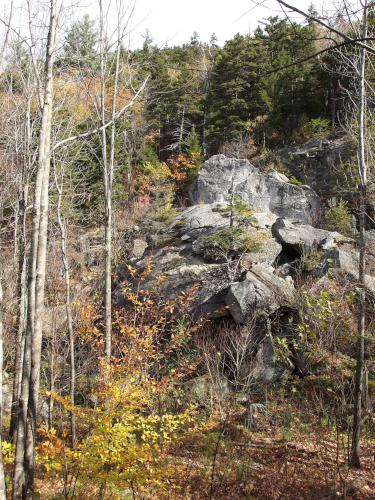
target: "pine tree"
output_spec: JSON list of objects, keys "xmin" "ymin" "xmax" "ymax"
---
[
  {"xmin": 206, "ymin": 34, "xmax": 266, "ymax": 150},
  {"xmin": 60, "ymin": 15, "xmax": 98, "ymax": 70}
]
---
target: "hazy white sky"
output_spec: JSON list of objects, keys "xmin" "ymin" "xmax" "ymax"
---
[
  {"xmin": 130, "ymin": 0, "xmax": 325, "ymax": 47},
  {"xmin": 5, "ymin": 0, "xmax": 328, "ymax": 49}
]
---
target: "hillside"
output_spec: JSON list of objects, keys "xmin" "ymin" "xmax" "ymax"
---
[{"xmin": 0, "ymin": 1, "xmax": 375, "ymax": 499}]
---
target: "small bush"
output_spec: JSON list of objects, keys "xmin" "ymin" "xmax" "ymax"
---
[
  {"xmin": 288, "ymin": 175, "xmax": 303, "ymax": 188},
  {"xmin": 212, "ymin": 196, "xmax": 257, "ymax": 225},
  {"xmin": 202, "ymin": 227, "xmax": 264, "ymax": 257},
  {"xmin": 291, "ymin": 115, "xmax": 331, "ymax": 143},
  {"xmin": 324, "ymin": 199, "xmax": 353, "ymax": 236}
]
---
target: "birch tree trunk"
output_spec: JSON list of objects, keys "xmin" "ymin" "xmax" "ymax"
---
[
  {"xmin": 55, "ymin": 166, "xmax": 76, "ymax": 446},
  {"xmin": 10, "ymin": 184, "xmax": 28, "ymax": 442},
  {"xmin": 99, "ymin": 0, "xmax": 122, "ymax": 360},
  {"xmin": 48, "ymin": 317, "xmax": 55, "ymax": 430},
  {"xmin": 11, "ymin": 57, "xmax": 35, "ymax": 444},
  {"xmin": 0, "ymin": 14, "xmax": 14, "ymax": 496},
  {"xmin": 178, "ymin": 106, "xmax": 185, "ymax": 153},
  {"xmin": 105, "ymin": 10, "xmax": 122, "ymax": 360},
  {"xmin": 13, "ymin": 0, "xmax": 57, "ymax": 497},
  {"xmin": 98, "ymin": 0, "xmax": 112, "ymax": 360},
  {"xmin": 350, "ymin": 0, "xmax": 368, "ymax": 469},
  {"xmin": 0, "ymin": 278, "xmax": 8, "ymax": 500}
]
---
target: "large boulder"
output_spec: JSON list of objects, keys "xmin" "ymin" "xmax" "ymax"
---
[
  {"xmin": 225, "ymin": 264, "xmax": 295, "ymax": 323},
  {"xmin": 276, "ymin": 136, "xmax": 357, "ymax": 206},
  {"xmin": 166, "ymin": 262, "xmax": 233, "ymax": 318},
  {"xmin": 128, "ymin": 244, "xmax": 235, "ymax": 319},
  {"xmin": 190, "ymin": 155, "xmax": 321, "ymax": 224},
  {"xmin": 272, "ymin": 218, "xmax": 353, "ymax": 255},
  {"xmin": 323, "ymin": 247, "xmax": 375, "ymax": 294},
  {"xmin": 249, "ymin": 334, "xmax": 290, "ymax": 384},
  {"xmin": 191, "ymin": 226, "xmax": 282, "ymax": 266},
  {"xmin": 171, "ymin": 204, "xmax": 229, "ymax": 241}
]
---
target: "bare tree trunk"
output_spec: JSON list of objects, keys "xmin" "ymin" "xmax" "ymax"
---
[
  {"xmin": 350, "ymin": 1, "xmax": 368, "ymax": 469},
  {"xmin": 26, "ymin": 0, "xmax": 57, "ymax": 485},
  {"xmin": 10, "ymin": 185, "xmax": 28, "ymax": 442},
  {"xmin": 0, "ymin": 0, "xmax": 13, "ymax": 75},
  {"xmin": 13, "ymin": 1, "xmax": 57, "ymax": 497},
  {"xmin": 14, "ymin": 201, "xmax": 19, "ymax": 263},
  {"xmin": 55, "ymin": 167, "xmax": 76, "ymax": 447},
  {"xmin": 0, "ymin": 278, "xmax": 8, "ymax": 500},
  {"xmin": 99, "ymin": 0, "xmax": 123, "ymax": 360},
  {"xmin": 11, "ymin": 73, "xmax": 34, "ymax": 443},
  {"xmin": 178, "ymin": 106, "xmax": 185, "ymax": 153},
  {"xmin": 48, "ymin": 316, "xmax": 55, "ymax": 430},
  {"xmin": 98, "ymin": 0, "xmax": 112, "ymax": 360},
  {"xmin": 202, "ymin": 113, "xmax": 207, "ymax": 158},
  {"xmin": 330, "ymin": 80, "xmax": 336, "ymax": 132}
]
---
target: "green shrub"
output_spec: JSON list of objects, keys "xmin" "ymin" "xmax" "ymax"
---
[
  {"xmin": 212, "ymin": 196, "xmax": 257, "ymax": 224},
  {"xmin": 324, "ymin": 199, "xmax": 353, "ymax": 236},
  {"xmin": 288, "ymin": 175, "xmax": 303, "ymax": 188},
  {"xmin": 309, "ymin": 117, "xmax": 331, "ymax": 139},
  {"xmin": 291, "ymin": 115, "xmax": 331, "ymax": 143},
  {"xmin": 202, "ymin": 227, "xmax": 264, "ymax": 255}
]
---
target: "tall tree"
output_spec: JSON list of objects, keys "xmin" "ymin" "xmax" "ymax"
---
[
  {"xmin": 98, "ymin": 0, "xmax": 124, "ymax": 360},
  {"xmin": 13, "ymin": 0, "xmax": 58, "ymax": 496},
  {"xmin": 0, "ymin": 277, "xmax": 6, "ymax": 500},
  {"xmin": 53, "ymin": 160, "xmax": 77, "ymax": 446},
  {"xmin": 206, "ymin": 33, "xmax": 266, "ymax": 149},
  {"xmin": 60, "ymin": 14, "xmax": 97, "ymax": 70},
  {"xmin": 350, "ymin": 0, "xmax": 369, "ymax": 468}
]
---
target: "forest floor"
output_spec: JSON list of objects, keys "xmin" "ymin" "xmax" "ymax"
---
[
  {"xmin": 32, "ymin": 400, "xmax": 375, "ymax": 500},
  {"xmin": 33, "ymin": 423, "xmax": 375, "ymax": 499},
  {"xmin": 175, "ymin": 415, "xmax": 375, "ymax": 499}
]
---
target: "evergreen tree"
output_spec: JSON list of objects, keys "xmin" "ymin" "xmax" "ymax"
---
[
  {"xmin": 190, "ymin": 31, "xmax": 200, "ymax": 47},
  {"xmin": 60, "ymin": 15, "xmax": 98, "ymax": 70},
  {"xmin": 206, "ymin": 18, "xmax": 328, "ymax": 150},
  {"xmin": 258, "ymin": 17, "xmax": 326, "ymax": 141},
  {"xmin": 206, "ymin": 34, "xmax": 266, "ymax": 150},
  {"xmin": 209, "ymin": 33, "xmax": 219, "ymax": 49},
  {"xmin": 142, "ymin": 29, "xmax": 155, "ymax": 55},
  {"xmin": 142, "ymin": 42, "xmax": 206, "ymax": 158}
]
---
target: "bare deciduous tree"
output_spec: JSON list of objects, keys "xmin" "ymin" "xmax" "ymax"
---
[
  {"xmin": 13, "ymin": 0, "xmax": 58, "ymax": 496},
  {"xmin": 53, "ymin": 159, "xmax": 77, "ymax": 446},
  {"xmin": 350, "ymin": 0, "xmax": 368, "ymax": 468},
  {"xmin": 0, "ymin": 278, "xmax": 7, "ymax": 500}
]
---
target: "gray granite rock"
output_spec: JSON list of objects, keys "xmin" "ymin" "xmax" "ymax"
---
[
  {"xmin": 190, "ymin": 155, "xmax": 321, "ymax": 224},
  {"xmin": 225, "ymin": 265, "xmax": 295, "ymax": 323},
  {"xmin": 272, "ymin": 218, "xmax": 353, "ymax": 255}
]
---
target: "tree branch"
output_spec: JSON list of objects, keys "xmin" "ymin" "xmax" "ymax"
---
[
  {"xmin": 0, "ymin": 0, "xmax": 13, "ymax": 76},
  {"xmin": 276, "ymin": 0, "xmax": 375, "ymax": 55},
  {"xmin": 262, "ymin": 38, "xmax": 373, "ymax": 76},
  {"xmin": 52, "ymin": 75, "xmax": 150, "ymax": 152}
]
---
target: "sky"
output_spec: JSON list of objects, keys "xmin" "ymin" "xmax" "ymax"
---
[
  {"xmin": 129, "ymin": 0, "xmax": 326, "ymax": 48},
  {"xmin": 4, "ymin": 0, "xmax": 328, "ymax": 49}
]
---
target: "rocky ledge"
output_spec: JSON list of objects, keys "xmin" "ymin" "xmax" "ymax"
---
[{"xmin": 119, "ymin": 155, "xmax": 369, "ymax": 383}]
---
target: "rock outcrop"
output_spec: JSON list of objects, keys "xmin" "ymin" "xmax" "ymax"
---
[
  {"xmin": 189, "ymin": 155, "xmax": 321, "ymax": 224},
  {"xmin": 121, "ymin": 154, "xmax": 370, "ymax": 385},
  {"xmin": 272, "ymin": 218, "xmax": 353, "ymax": 255},
  {"xmin": 226, "ymin": 265, "xmax": 295, "ymax": 323}
]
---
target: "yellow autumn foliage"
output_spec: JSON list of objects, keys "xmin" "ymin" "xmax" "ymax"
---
[{"xmin": 37, "ymin": 279, "xmax": 203, "ymax": 498}]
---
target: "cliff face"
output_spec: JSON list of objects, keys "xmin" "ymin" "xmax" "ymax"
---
[
  {"xmin": 190, "ymin": 154, "xmax": 321, "ymax": 224},
  {"xmin": 120, "ymin": 155, "xmax": 373, "ymax": 384}
]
